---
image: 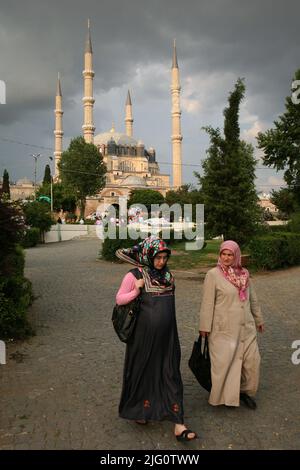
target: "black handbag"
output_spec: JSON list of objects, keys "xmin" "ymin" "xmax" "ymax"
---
[
  {"xmin": 188, "ymin": 335, "xmax": 212, "ymax": 392},
  {"xmin": 112, "ymin": 296, "xmax": 140, "ymax": 343}
]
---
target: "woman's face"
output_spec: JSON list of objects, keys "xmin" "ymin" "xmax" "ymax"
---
[
  {"xmin": 220, "ymin": 249, "xmax": 234, "ymax": 267},
  {"xmin": 153, "ymin": 252, "xmax": 168, "ymax": 270}
]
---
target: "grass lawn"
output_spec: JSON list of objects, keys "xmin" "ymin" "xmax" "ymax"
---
[{"xmin": 168, "ymin": 239, "xmax": 222, "ymax": 271}]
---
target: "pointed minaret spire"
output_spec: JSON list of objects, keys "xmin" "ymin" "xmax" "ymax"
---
[
  {"xmin": 54, "ymin": 73, "xmax": 63, "ymax": 178},
  {"xmin": 125, "ymin": 90, "xmax": 133, "ymax": 137},
  {"xmin": 172, "ymin": 39, "xmax": 178, "ymax": 68},
  {"xmin": 82, "ymin": 19, "xmax": 95, "ymax": 143},
  {"xmin": 56, "ymin": 72, "xmax": 62, "ymax": 96},
  {"xmin": 85, "ymin": 18, "xmax": 92, "ymax": 53},
  {"xmin": 171, "ymin": 40, "xmax": 182, "ymax": 188},
  {"xmin": 126, "ymin": 90, "xmax": 132, "ymax": 106}
]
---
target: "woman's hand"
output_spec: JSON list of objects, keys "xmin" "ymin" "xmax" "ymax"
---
[
  {"xmin": 135, "ymin": 279, "xmax": 145, "ymax": 290},
  {"xmin": 199, "ymin": 331, "xmax": 209, "ymax": 337},
  {"xmin": 257, "ymin": 324, "xmax": 265, "ymax": 333}
]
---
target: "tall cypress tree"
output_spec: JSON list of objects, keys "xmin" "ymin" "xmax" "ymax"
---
[
  {"xmin": 2, "ymin": 169, "xmax": 10, "ymax": 199},
  {"xmin": 257, "ymin": 69, "xmax": 300, "ymax": 207},
  {"xmin": 43, "ymin": 164, "xmax": 52, "ymax": 185},
  {"xmin": 195, "ymin": 79, "xmax": 260, "ymax": 246}
]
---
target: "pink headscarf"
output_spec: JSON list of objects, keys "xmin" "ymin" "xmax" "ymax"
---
[{"xmin": 217, "ymin": 240, "xmax": 249, "ymax": 301}]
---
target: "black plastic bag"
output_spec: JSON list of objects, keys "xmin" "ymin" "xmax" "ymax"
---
[{"xmin": 188, "ymin": 335, "xmax": 212, "ymax": 392}]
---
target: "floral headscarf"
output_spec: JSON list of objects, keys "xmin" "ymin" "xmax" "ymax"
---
[
  {"xmin": 116, "ymin": 236, "xmax": 174, "ymax": 293},
  {"xmin": 217, "ymin": 240, "xmax": 249, "ymax": 301}
]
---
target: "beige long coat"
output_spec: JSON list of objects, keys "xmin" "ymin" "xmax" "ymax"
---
[{"xmin": 199, "ymin": 267, "xmax": 264, "ymax": 406}]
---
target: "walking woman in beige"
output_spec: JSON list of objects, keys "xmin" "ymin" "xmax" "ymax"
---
[{"xmin": 199, "ymin": 240, "xmax": 265, "ymax": 409}]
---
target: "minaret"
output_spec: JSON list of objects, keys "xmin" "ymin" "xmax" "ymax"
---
[
  {"xmin": 171, "ymin": 39, "xmax": 182, "ymax": 188},
  {"xmin": 125, "ymin": 90, "xmax": 133, "ymax": 137},
  {"xmin": 82, "ymin": 19, "xmax": 95, "ymax": 143},
  {"xmin": 54, "ymin": 73, "xmax": 63, "ymax": 178}
]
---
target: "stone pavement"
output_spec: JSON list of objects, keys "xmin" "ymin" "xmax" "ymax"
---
[{"xmin": 0, "ymin": 239, "xmax": 299, "ymax": 450}]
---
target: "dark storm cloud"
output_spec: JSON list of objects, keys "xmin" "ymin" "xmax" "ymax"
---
[{"xmin": 0, "ymin": 0, "xmax": 299, "ymax": 185}]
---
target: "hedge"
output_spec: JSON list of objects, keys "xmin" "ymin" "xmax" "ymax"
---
[
  {"xmin": 0, "ymin": 245, "xmax": 35, "ymax": 340},
  {"xmin": 248, "ymin": 233, "xmax": 300, "ymax": 270},
  {"xmin": 21, "ymin": 227, "xmax": 40, "ymax": 248}
]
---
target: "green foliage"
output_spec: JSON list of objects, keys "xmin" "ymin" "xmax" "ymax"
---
[
  {"xmin": 248, "ymin": 233, "xmax": 300, "ymax": 270},
  {"xmin": 21, "ymin": 227, "xmax": 40, "ymax": 248},
  {"xmin": 196, "ymin": 79, "xmax": 260, "ymax": 247},
  {"xmin": 267, "ymin": 224, "xmax": 289, "ymax": 233},
  {"xmin": 257, "ymin": 69, "xmax": 300, "ymax": 206},
  {"xmin": 101, "ymin": 229, "xmax": 143, "ymax": 261},
  {"xmin": 58, "ymin": 136, "xmax": 106, "ymax": 218},
  {"xmin": 22, "ymin": 201, "xmax": 54, "ymax": 241},
  {"xmin": 43, "ymin": 164, "xmax": 52, "ymax": 185},
  {"xmin": 2, "ymin": 169, "xmax": 10, "ymax": 198},
  {"xmin": 287, "ymin": 212, "xmax": 300, "ymax": 233},
  {"xmin": 0, "ymin": 200, "xmax": 26, "ymax": 259},
  {"xmin": 0, "ymin": 278, "xmax": 34, "ymax": 339},
  {"xmin": 0, "ymin": 200, "xmax": 35, "ymax": 339},
  {"xmin": 128, "ymin": 189, "xmax": 164, "ymax": 212},
  {"xmin": 270, "ymin": 188, "xmax": 298, "ymax": 217},
  {"xmin": 36, "ymin": 182, "xmax": 76, "ymax": 212},
  {"xmin": 165, "ymin": 184, "xmax": 203, "ymax": 222},
  {"xmin": 65, "ymin": 212, "xmax": 77, "ymax": 222}
]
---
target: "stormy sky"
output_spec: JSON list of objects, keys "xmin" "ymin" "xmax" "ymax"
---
[{"xmin": 0, "ymin": 0, "xmax": 299, "ymax": 192}]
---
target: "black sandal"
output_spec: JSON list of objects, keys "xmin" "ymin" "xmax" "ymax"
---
[{"xmin": 176, "ymin": 429, "xmax": 197, "ymax": 442}]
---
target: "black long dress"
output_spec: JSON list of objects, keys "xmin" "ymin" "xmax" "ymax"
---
[{"xmin": 119, "ymin": 268, "xmax": 184, "ymax": 424}]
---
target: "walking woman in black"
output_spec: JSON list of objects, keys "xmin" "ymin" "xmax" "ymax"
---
[{"xmin": 115, "ymin": 236, "xmax": 197, "ymax": 442}]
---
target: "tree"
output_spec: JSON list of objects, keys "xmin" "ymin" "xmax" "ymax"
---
[
  {"xmin": 36, "ymin": 182, "xmax": 76, "ymax": 212},
  {"xmin": 270, "ymin": 188, "xmax": 297, "ymax": 217},
  {"xmin": 257, "ymin": 69, "xmax": 300, "ymax": 207},
  {"xmin": 0, "ymin": 200, "xmax": 25, "ymax": 260},
  {"xmin": 2, "ymin": 169, "xmax": 10, "ymax": 199},
  {"xmin": 43, "ymin": 164, "xmax": 52, "ymax": 185},
  {"xmin": 128, "ymin": 189, "xmax": 164, "ymax": 213},
  {"xmin": 58, "ymin": 136, "xmax": 106, "ymax": 218},
  {"xmin": 165, "ymin": 184, "xmax": 203, "ymax": 221},
  {"xmin": 196, "ymin": 79, "xmax": 261, "ymax": 246},
  {"xmin": 22, "ymin": 201, "xmax": 53, "ymax": 243}
]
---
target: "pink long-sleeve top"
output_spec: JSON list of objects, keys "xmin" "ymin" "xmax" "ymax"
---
[{"xmin": 116, "ymin": 272, "xmax": 141, "ymax": 305}]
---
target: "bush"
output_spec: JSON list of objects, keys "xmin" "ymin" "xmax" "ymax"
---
[
  {"xmin": 267, "ymin": 224, "xmax": 289, "ymax": 233},
  {"xmin": 248, "ymin": 233, "xmax": 300, "ymax": 270},
  {"xmin": 101, "ymin": 229, "xmax": 143, "ymax": 261},
  {"xmin": 21, "ymin": 227, "xmax": 40, "ymax": 248},
  {"xmin": 0, "ymin": 244, "xmax": 25, "ymax": 278},
  {"xmin": 0, "ymin": 277, "xmax": 34, "ymax": 339},
  {"xmin": 287, "ymin": 212, "xmax": 300, "ymax": 233},
  {"xmin": 0, "ymin": 201, "xmax": 35, "ymax": 339}
]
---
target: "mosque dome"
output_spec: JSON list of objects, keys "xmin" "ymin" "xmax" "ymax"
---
[{"xmin": 94, "ymin": 127, "xmax": 138, "ymax": 147}]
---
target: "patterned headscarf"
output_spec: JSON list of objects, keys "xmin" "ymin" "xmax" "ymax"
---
[
  {"xmin": 116, "ymin": 236, "xmax": 174, "ymax": 293},
  {"xmin": 217, "ymin": 240, "xmax": 249, "ymax": 301}
]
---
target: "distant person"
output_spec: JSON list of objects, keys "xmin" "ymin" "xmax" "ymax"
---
[
  {"xmin": 199, "ymin": 240, "xmax": 265, "ymax": 410},
  {"xmin": 57, "ymin": 217, "xmax": 62, "ymax": 224}
]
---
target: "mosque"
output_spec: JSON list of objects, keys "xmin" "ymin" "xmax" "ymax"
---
[{"xmin": 53, "ymin": 21, "xmax": 183, "ymax": 216}]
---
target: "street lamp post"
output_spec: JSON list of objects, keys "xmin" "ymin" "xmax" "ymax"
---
[
  {"xmin": 30, "ymin": 153, "xmax": 41, "ymax": 200},
  {"xmin": 48, "ymin": 156, "xmax": 54, "ymax": 212}
]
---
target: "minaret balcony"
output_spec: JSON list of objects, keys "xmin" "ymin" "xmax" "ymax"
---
[
  {"xmin": 82, "ymin": 69, "xmax": 95, "ymax": 77},
  {"xmin": 82, "ymin": 97, "xmax": 95, "ymax": 104}
]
